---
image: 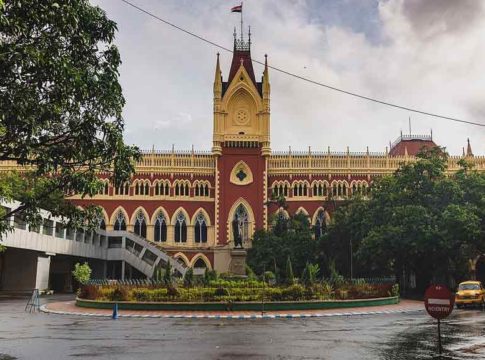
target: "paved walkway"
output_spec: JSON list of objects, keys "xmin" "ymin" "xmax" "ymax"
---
[{"xmin": 42, "ymin": 299, "xmax": 424, "ymax": 319}]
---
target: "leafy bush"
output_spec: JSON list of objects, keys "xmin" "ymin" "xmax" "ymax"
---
[
  {"xmin": 282, "ymin": 284, "xmax": 304, "ymax": 301},
  {"xmin": 72, "ymin": 262, "xmax": 91, "ymax": 285},
  {"xmin": 391, "ymin": 284, "xmax": 400, "ymax": 297},
  {"xmin": 110, "ymin": 286, "xmax": 130, "ymax": 301},
  {"xmin": 214, "ymin": 287, "xmax": 230, "ymax": 297},
  {"xmin": 78, "ymin": 284, "xmax": 99, "ymax": 300},
  {"xmin": 183, "ymin": 267, "xmax": 194, "ymax": 288},
  {"xmin": 285, "ymin": 256, "xmax": 295, "ymax": 285},
  {"xmin": 167, "ymin": 285, "xmax": 179, "ymax": 298}
]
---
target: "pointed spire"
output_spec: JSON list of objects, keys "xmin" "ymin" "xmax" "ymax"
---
[
  {"xmin": 213, "ymin": 53, "xmax": 222, "ymax": 99},
  {"xmin": 466, "ymin": 138, "xmax": 474, "ymax": 157},
  {"xmin": 262, "ymin": 54, "xmax": 270, "ymax": 99},
  {"xmin": 462, "ymin": 147, "xmax": 466, "ymax": 157}
]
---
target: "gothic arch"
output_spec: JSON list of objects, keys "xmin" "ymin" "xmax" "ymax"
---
[
  {"xmin": 150, "ymin": 206, "xmax": 170, "ymax": 225},
  {"xmin": 170, "ymin": 207, "xmax": 190, "ymax": 225},
  {"xmin": 173, "ymin": 252, "xmax": 190, "ymax": 267},
  {"xmin": 226, "ymin": 198, "xmax": 255, "ymax": 244},
  {"xmin": 129, "ymin": 206, "xmax": 150, "ymax": 226},
  {"xmin": 274, "ymin": 208, "xmax": 289, "ymax": 219},
  {"xmin": 190, "ymin": 253, "xmax": 212, "ymax": 270},
  {"xmin": 222, "ymin": 67, "xmax": 263, "ymax": 109},
  {"xmin": 312, "ymin": 207, "xmax": 330, "ymax": 225},
  {"xmin": 190, "ymin": 208, "xmax": 212, "ymax": 226},
  {"xmin": 295, "ymin": 207, "xmax": 309, "ymax": 217},
  {"xmin": 109, "ymin": 206, "xmax": 129, "ymax": 227}
]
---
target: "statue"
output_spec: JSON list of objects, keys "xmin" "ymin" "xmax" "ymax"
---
[{"xmin": 232, "ymin": 218, "xmax": 243, "ymax": 248}]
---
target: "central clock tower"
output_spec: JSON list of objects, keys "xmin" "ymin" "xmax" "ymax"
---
[{"xmin": 212, "ymin": 31, "xmax": 271, "ymax": 272}]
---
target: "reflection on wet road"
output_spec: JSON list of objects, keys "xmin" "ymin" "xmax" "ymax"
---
[{"xmin": 0, "ymin": 296, "xmax": 484, "ymax": 359}]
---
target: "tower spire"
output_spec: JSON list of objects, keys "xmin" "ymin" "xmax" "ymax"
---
[{"xmin": 466, "ymin": 138, "xmax": 474, "ymax": 157}]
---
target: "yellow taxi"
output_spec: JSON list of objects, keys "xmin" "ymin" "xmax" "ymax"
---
[{"xmin": 455, "ymin": 281, "xmax": 485, "ymax": 308}]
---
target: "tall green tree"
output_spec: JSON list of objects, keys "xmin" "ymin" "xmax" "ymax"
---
[
  {"xmin": 322, "ymin": 148, "xmax": 485, "ymax": 291},
  {"xmin": 247, "ymin": 213, "xmax": 317, "ymax": 280},
  {"xmin": 0, "ymin": 0, "xmax": 140, "ymax": 246}
]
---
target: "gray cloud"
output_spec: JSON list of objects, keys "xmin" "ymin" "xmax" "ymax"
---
[
  {"xmin": 92, "ymin": 0, "xmax": 484, "ymax": 155},
  {"xmin": 402, "ymin": 0, "xmax": 485, "ymax": 39}
]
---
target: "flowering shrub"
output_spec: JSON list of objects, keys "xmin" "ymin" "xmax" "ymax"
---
[{"xmin": 78, "ymin": 280, "xmax": 399, "ymax": 303}]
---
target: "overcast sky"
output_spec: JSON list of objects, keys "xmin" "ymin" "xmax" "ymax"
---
[{"xmin": 92, "ymin": 0, "xmax": 485, "ymax": 155}]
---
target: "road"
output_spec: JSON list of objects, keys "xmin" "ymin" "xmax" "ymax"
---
[{"xmin": 0, "ymin": 295, "xmax": 484, "ymax": 359}]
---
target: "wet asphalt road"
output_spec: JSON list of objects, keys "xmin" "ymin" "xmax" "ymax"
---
[{"xmin": 1, "ymin": 295, "xmax": 485, "ymax": 360}]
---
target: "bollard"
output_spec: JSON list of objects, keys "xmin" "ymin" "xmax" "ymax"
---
[{"xmin": 112, "ymin": 303, "xmax": 119, "ymax": 319}]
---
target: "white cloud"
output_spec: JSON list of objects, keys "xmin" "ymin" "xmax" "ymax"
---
[{"xmin": 93, "ymin": 0, "xmax": 485, "ymax": 154}]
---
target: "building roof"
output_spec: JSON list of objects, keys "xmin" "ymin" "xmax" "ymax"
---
[
  {"xmin": 223, "ymin": 38, "xmax": 261, "ymax": 96},
  {"xmin": 389, "ymin": 134, "xmax": 438, "ymax": 156}
]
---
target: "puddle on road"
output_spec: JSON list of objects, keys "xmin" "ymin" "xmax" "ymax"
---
[
  {"xmin": 378, "ymin": 310, "xmax": 485, "ymax": 359},
  {"xmin": 0, "ymin": 354, "xmax": 17, "ymax": 360}
]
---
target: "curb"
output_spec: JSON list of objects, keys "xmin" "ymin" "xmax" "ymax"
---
[{"xmin": 40, "ymin": 304, "xmax": 424, "ymax": 319}]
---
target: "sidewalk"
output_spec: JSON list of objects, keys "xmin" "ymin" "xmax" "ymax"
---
[{"xmin": 41, "ymin": 299, "xmax": 424, "ymax": 319}]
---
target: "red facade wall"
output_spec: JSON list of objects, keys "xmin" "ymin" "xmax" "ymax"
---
[{"xmin": 216, "ymin": 146, "xmax": 266, "ymax": 245}]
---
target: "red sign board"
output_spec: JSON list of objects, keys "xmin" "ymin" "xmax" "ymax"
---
[{"xmin": 424, "ymin": 284, "xmax": 454, "ymax": 319}]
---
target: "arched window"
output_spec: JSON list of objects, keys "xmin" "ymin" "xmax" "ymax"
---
[
  {"xmin": 314, "ymin": 210, "xmax": 326, "ymax": 239},
  {"xmin": 134, "ymin": 211, "xmax": 147, "ymax": 238},
  {"xmin": 194, "ymin": 212, "xmax": 208, "ymax": 243},
  {"xmin": 232, "ymin": 204, "xmax": 249, "ymax": 246},
  {"xmin": 144, "ymin": 182, "xmax": 150, "ymax": 196},
  {"xmin": 193, "ymin": 257, "xmax": 207, "ymax": 269},
  {"xmin": 99, "ymin": 218, "xmax": 106, "ymax": 230},
  {"xmin": 154, "ymin": 212, "xmax": 167, "ymax": 242},
  {"xmin": 174, "ymin": 212, "xmax": 187, "ymax": 243},
  {"xmin": 113, "ymin": 211, "xmax": 127, "ymax": 231}
]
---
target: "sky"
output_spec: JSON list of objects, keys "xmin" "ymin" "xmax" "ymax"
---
[{"xmin": 91, "ymin": 0, "xmax": 485, "ymax": 155}]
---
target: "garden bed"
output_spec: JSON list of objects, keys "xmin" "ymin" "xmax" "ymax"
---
[{"xmin": 76, "ymin": 296, "xmax": 399, "ymax": 311}]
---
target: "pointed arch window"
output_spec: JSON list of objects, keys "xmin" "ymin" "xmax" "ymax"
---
[
  {"xmin": 174, "ymin": 212, "xmax": 187, "ymax": 243},
  {"xmin": 193, "ymin": 258, "xmax": 208, "ymax": 269},
  {"xmin": 134, "ymin": 210, "xmax": 147, "ymax": 238},
  {"xmin": 232, "ymin": 204, "xmax": 249, "ymax": 246},
  {"xmin": 194, "ymin": 212, "xmax": 208, "ymax": 243},
  {"xmin": 113, "ymin": 211, "xmax": 127, "ymax": 231},
  {"xmin": 314, "ymin": 210, "xmax": 326, "ymax": 239},
  {"xmin": 154, "ymin": 212, "xmax": 167, "ymax": 242}
]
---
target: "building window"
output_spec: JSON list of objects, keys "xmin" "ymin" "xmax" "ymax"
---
[
  {"xmin": 232, "ymin": 204, "xmax": 249, "ymax": 246},
  {"xmin": 99, "ymin": 218, "xmax": 106, "ymax": 230},
  {"xmin": 193, "ymin": 258, "xmax": 207, "ymax": 269},
  {"xmin": 175, "ymin": 181, "xmax": 189, "ymax": 197},
  {"xmin": 194, "ymin": 212, "xmax": 208, "ymax": 243},
  {"xmin": 134, "ymin": 211, "xmax": 147, "ymax": 238},
  {"xmin": 313, "ymin": 182, "xmax": 327, "ymax": 197},
  {"xmin": 154, "ymin": 212, "xmax": 167, "ymax": 242},
  {"xmin": 115, "ymin": 182, "xmax": 130, "ymax": 196},
  {"xmin": 174, "ymin": 212, "xmax": 187, "ymax": 243},
  {"xmin": 114, "ymin": 211, "xmax": 127, "ymax": 231},
  {"xmin": 293, "ymin": 182, "xmax": 308, "ymax": 197},
  {"xmin": 314, "ymin": 210, "xmax": 326, "ymax": 239},
  {"xmin": 154, "ymin": 181, "xmax": 170, "ymax": 196}
]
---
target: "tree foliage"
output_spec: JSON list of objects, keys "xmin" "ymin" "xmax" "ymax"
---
[
  {"xmin": 321, "ymin": 148, "xmax": 485, "ymax": 291},
  {"xmin": 247, "ymin": 213, "xmax": 317, "ymax": 280},
  {"xmin": 72, "ymin": 262, "xmax": 91, "ymax": 285},
  {"xmin": 0, "ymin": 0, "xmax": 140, "ymax": 244}
]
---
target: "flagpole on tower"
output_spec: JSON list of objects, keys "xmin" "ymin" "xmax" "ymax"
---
[{"xmin": 240, "ymin": 2, "xmax": 243, "ymax": 42}]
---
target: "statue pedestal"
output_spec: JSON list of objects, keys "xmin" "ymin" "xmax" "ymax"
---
[{"xmin": 229, "ymin": 249, "xmax": 247, "ymax": 276}]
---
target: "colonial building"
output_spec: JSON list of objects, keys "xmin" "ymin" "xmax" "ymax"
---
[{"xmin": 68, "ymin": 32, "xmax": 485, "ymax": 273}]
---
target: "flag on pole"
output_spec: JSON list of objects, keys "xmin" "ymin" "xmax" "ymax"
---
[{"xmin": 231, "ymin": 4, "xmax": 242, "ymax": 13}]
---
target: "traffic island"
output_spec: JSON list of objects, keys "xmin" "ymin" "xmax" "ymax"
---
[
  {"xmin": 75, "ymin": 296, "xmax": 400, "ymax": 311},
  {"xmin": 41, "ymin": 298, "xmax": 423, "ymax": 319}
]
